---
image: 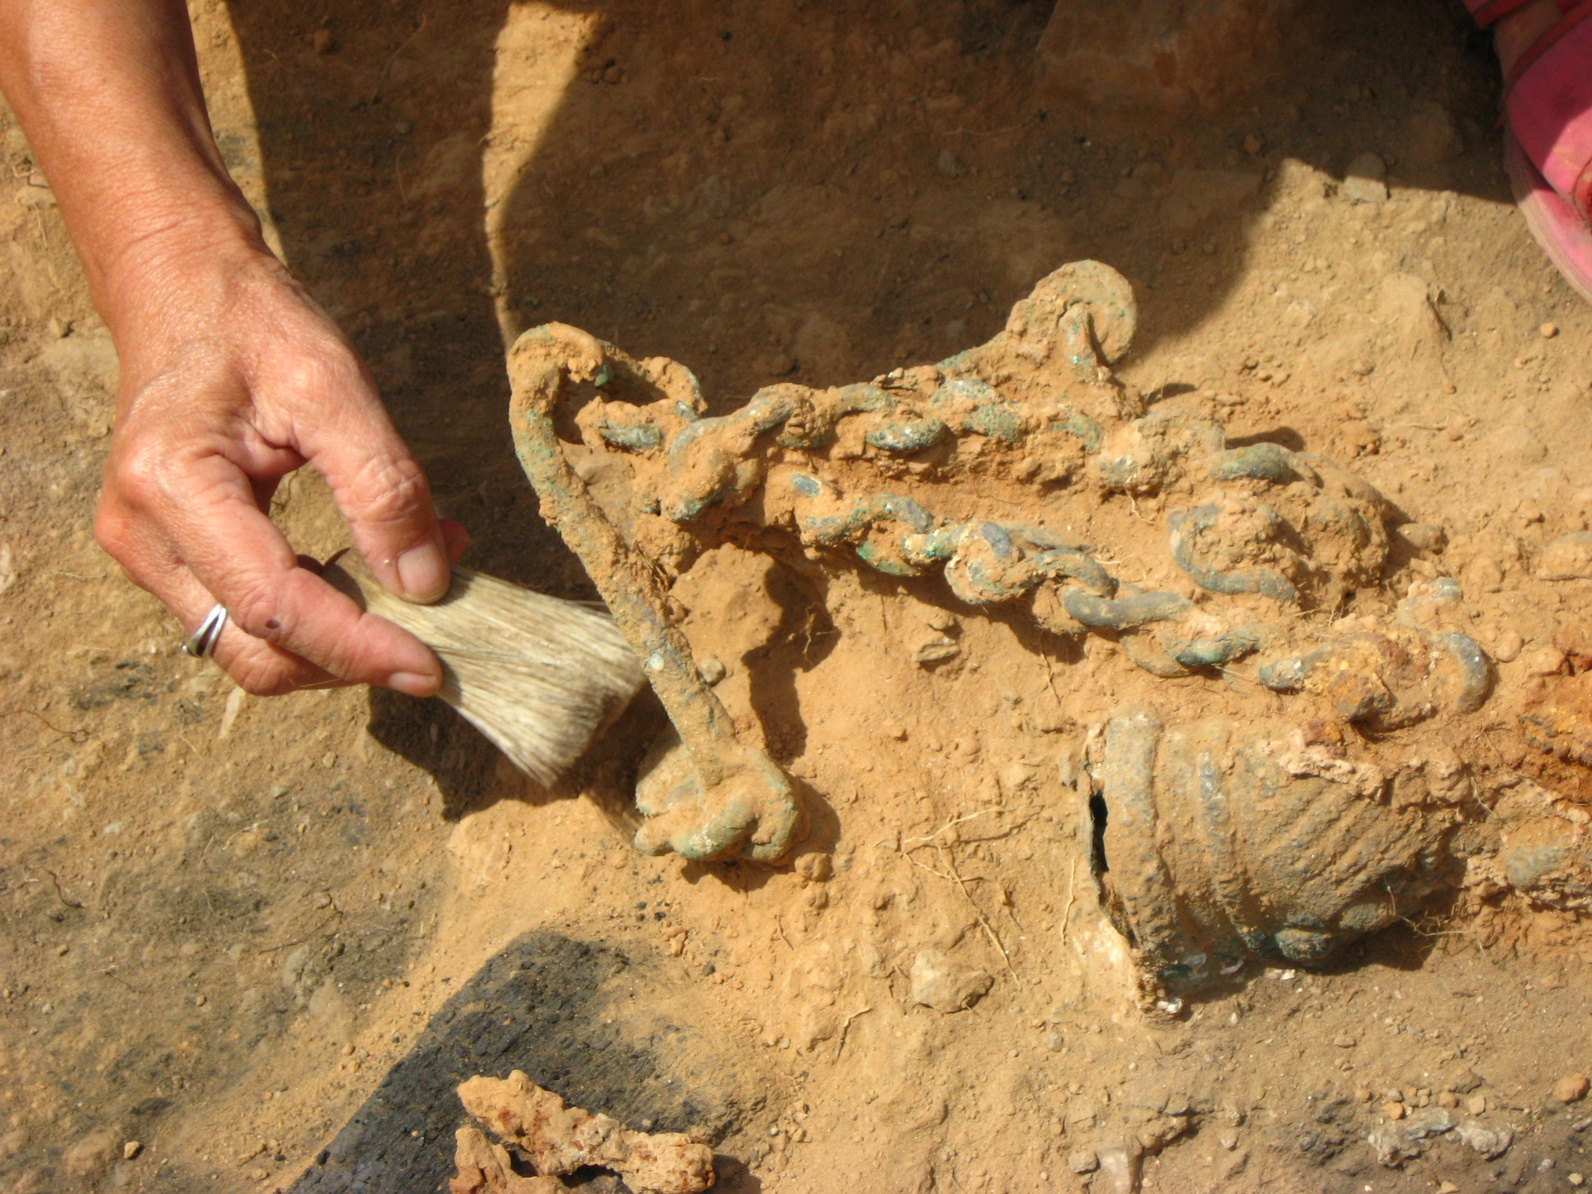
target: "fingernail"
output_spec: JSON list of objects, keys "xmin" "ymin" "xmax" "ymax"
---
[
  {"xmin": 389, "ymin": 669, "xmax": 441, "ymax": 698},
  {"xmin": 396, "ymin": 543, "xmax": 450, "ymax": 602}
]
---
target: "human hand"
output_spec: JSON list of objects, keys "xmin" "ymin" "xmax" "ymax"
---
[{"xmin": 95, "ymin": 242, "xmax": 468, "ymax": 696}]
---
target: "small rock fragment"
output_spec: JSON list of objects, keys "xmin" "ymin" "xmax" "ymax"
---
[
  {"xmin": 1466, "ymin": 1094, "xmax": 1486, "ymax": 1115},
  {"xmin": 1067, "ymin": 1149, "xmax": 1099, "ymax": 1174},
  {"xmin": 696, "ymin": 655, "xmax": 726, "ymax": 685},
  {"xmin": 123, "ymin": 1141, "xmax": 141, "ymax": 1161},
  {"xmin": 1135, "ymin": 1114, "xmax": 1191, "ymax": 1152},
  {"xmin": 912, "ymin": 635, "xmax": 960, "ymax": 665},
  {"xmin": 1399, "ymin": 523, "xmax": 1447, "ymax": 555},
  {"xmin": 1492, "ymin": 630, "xmax": 1524, "ymax": 664},
  {"xmin": 909, "ymin": 949, "xmax": 993, "ymax": 1013},
  {"xmin": 1455, "ymin": 1119, "xmax": 1513, "ymax": 1159},
  {"xmin": 1095, "ymin": 1143, "xmax": 1143, "ymax": 1194},
  {"xmin": 1343, "ymin": 153, "xmax": 1389, "ymax": 204},
  {"xmin": 911, "ymin": 604, "xmax": 957, "ymax": 632},
  {"xmin": 1556, "ymin": 1074, "xmax": 1590, "ymax": 1104},
  {"xmin": 1542, "ymin": 322, "xmax": 1560, "ymax": 339},
  {"xmin": 1367, "ymin": 1107, "xmax": 1454, "ymax": 1167},
  {"xmin": 1540, "ymin": 533, "xmax": 1592, "ymax": 580},
  {"xmin": 1382, "ymin": 1101, "xmax": 1406, "ymax": 1121},
  {"xmin": 1520, "ymin": 645, "xmax": 1567, "ymax": 676}
]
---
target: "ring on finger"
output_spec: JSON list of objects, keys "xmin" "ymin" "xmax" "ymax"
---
[{"xmin": 182, "ymin": 603, "xmax": 229, "ymax": 659}]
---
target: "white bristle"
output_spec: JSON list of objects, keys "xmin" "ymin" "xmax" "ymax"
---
[{"xmin": 323, "ymin": 556, "xmax": 646, "ymax": 785}]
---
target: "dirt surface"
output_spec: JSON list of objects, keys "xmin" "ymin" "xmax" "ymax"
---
[{"xmin": 7, "ymin": 1, "xmax": 1592, "ymax": 1192}]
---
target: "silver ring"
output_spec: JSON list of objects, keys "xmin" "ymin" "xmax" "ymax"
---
[{"xmin": 182, "ymin": 603, "xmax": 229, "ymax": 659}]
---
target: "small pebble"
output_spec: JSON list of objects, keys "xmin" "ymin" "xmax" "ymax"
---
[
  {"xmin": 1492, "ymin": 630, "xmax": 1524, "ymax": 664},
  {"xmin": 1569, "ymin": 1172, "xmax": 1585, "ymax": 1187},
  {"xmin": 1438, "ymin": 1091, "xmax": 1459, "ymax": 1109},
  {"xmin": 1542, "ymin": 322, "xmax": 1560, "ymax": 339},
  {"xmin": 1355, "ymin": 1087, "xmax": 1373, "ymax": 1103},
  {"xmin": 696, "ymin": 655, "xmax": 727, "ymax": 685},
  {"xmin": 1383, "ymin": 1101, "xmax": 1406, "ymax": 1121},
  {"xmin": 1400, "ymin": 523, "xmax": 1448, "ymax": 555},
  {"xmin": 1067, "ymin": 1149, "xmax": 1099, "ymax": 1175},
  {"xmin": 1468, "ymin": 1094, "xmax": 1487, "ymax": 1116},
  {"xmin": 1343, "ymin": 152, "xmax": 1389, "ymax": 203},
  {"xmin": 1555, "ymin": 1074, "xmax": 1590, "ymax": 1104},
  {"xmin": 123, "ymin": 1142, "xmax": 141, "ymax": 1161}
]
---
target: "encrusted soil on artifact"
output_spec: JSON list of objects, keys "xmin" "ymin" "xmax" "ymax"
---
[{"xmin": 6, "ymin": 1, "xmax": 1592, "ymax": 1192}]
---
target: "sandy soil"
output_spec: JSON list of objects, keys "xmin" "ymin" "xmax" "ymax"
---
[{"xmin": 6, "ymin": 1, "xmax": 1592, "ymax": 1192}]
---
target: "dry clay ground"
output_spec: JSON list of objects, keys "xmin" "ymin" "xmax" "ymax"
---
[{"xmin": 6, "ymin": 0, "xmax": 1592, "ymax": 1191}]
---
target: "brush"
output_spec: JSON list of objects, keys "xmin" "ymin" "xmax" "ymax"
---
[{"xmin": 322, "ymin": 551, "xmax": 646, "ymax": 786}]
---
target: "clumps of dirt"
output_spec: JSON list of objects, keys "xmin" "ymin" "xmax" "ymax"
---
[
  {"xmin": 452, "ymin": 1070, "xmax": 714, "ymax": 1194},
  {"xmin": 450, "ymin": 1128, "xmax": 562, "ymax": 1194}
]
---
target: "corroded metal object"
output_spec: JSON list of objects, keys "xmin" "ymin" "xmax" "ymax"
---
[
  {"xmin": 511, "ymin": 262, "xmax": 1488, "ymax": 722},
  {"xmin": 507, "ymin": 260, "xmax": 1592, "ymax": 992},
  {"xmin": 508, "ymin": 328, "xmax": 805, "ymax": 863},
  {"xmin": 1089, "ymin": 711, "xmax": 1473, "ymax": 995}
]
